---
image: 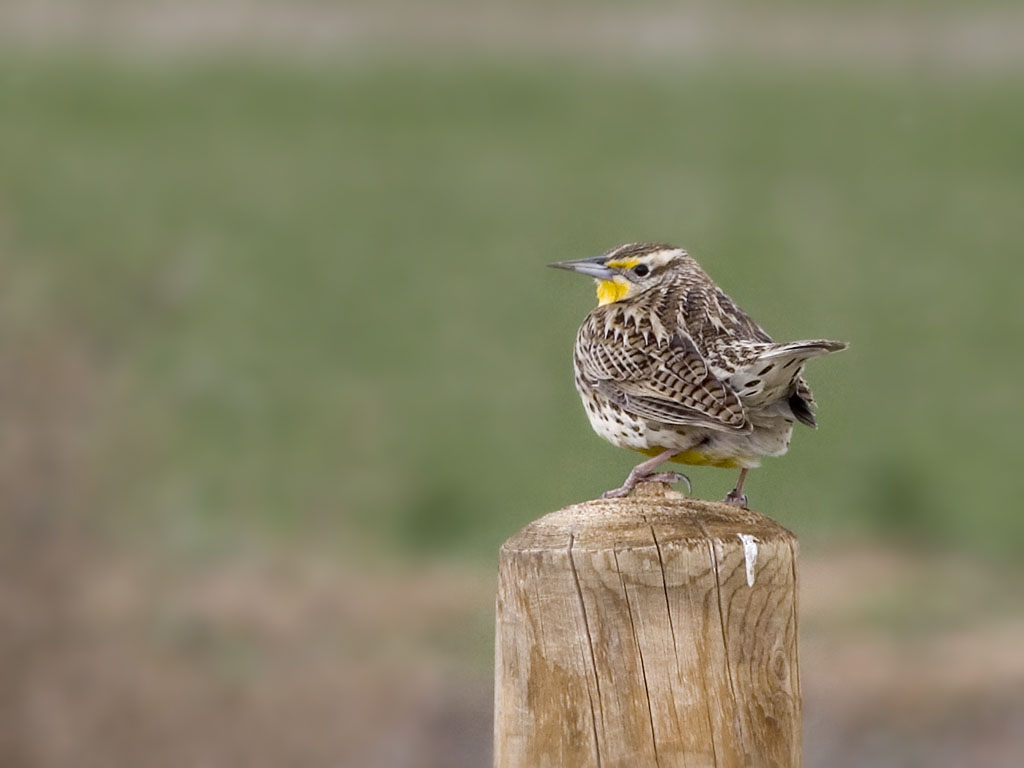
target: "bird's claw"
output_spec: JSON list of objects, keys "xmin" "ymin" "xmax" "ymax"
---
[
  {"xmin": 645, "ymin": 472, "xmax": 692, "ymax": 493},
  {"xmin": 723, "ymin": 491, "xmax": 748, "ymax": 509},
  {"xmin": 602, "ymin": 470, "xmax": 691, "ymax": 499}
]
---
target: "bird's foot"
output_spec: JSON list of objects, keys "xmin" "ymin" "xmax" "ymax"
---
[
  {"xmin": 602, "ymin": 471, "xmax": 690, "ymax": 499},
  {"xmin": 723, "ymin": 491, "xmax": 749, "ymax": 509},
  {"xmin": 601, "ymin": 483, "xmax": 633, "ymax": 500},
  {"xmin": 602, "ymin": 471, "xmax": 642, "ymax": 499},
  {"xmin": 645, "ymin": 472, "xmax": 691, "ymax": 493}
]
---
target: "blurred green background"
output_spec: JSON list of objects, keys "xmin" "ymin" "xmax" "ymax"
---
[{"xmin": 1, "ymin": 2, "xmax": 1023, "ymax": 766}]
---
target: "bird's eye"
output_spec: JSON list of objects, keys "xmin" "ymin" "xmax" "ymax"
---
[{"xmin": 633, "ymin": 264, "xmax": 650, "ymax": 277}]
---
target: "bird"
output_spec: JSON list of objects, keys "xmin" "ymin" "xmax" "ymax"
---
[{"xmin": 550, "ymin": 243, "xmax": 847, "ymax": 506}]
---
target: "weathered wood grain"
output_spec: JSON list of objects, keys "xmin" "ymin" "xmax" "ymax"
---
[{"xmin": 494, "ymin": 483, "xmax": 801, "ymax": 768}]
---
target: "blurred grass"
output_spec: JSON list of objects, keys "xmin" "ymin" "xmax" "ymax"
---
[{"xmin": 1, "ymin": 54, "xmax": 1021, "ymax": 561}]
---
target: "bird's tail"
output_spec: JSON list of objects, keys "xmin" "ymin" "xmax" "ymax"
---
[
  {"xmin": 759, "ymin": 339, "xmax": 848, "ymax": 361},
  {"xmin": 730, "ymin": 339, "xmax": 847, "ymax": 410}
]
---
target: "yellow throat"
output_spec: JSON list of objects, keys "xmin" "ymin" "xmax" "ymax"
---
[{"xmin": 596, "ymin": 279, "xmax": 629, "ymax": 305}]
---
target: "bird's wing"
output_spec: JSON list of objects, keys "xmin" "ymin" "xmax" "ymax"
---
[{"xmin": 580, "ymin": 328, "xmax": 750, "ymax": 432}]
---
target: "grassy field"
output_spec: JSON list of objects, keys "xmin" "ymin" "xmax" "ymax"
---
[{"xmin": 1, "ymin": 55, "xmax": 1022, "ymax": 562}]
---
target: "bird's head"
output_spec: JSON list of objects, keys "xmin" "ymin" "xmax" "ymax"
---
[{"xmin": 549, "ymin": 243, "xmax": 687, "ymax": 305}]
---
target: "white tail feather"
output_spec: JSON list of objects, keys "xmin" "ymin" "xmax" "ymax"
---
[
  {"xmin": 759, "ymin": 339, "xmax": 848, "ymax": 360},
  {"xmin": 730, "ymin": 339, "xmax": 847, "ymax": 406}
]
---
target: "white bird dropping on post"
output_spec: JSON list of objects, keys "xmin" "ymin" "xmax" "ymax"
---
[{"xmin": 737, "ymin": 533, "xmax": 759, "ymax": 587}]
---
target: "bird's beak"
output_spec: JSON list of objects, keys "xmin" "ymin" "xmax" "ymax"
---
[{"xmin": 548, "ymin": 256, "xmax": 615, "ymax": 280}]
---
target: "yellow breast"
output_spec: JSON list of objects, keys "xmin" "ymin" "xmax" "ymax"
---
[{"xmin": 637, "ymin": 446, "xmax": 742, "ymax": 469}]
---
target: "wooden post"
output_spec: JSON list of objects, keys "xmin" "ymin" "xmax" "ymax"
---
[{"xmin": 494, "ymin": 482, "xmax": 801, "ymax": 768}]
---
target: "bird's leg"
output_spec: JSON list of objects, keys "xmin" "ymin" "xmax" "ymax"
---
[
  {"xmin": 602, "ymin": 449, "xmax": 688, "ymax": 499},
  {"xmin": 723, "ymin": 468, "xmax": 750, "ymax": 508}
]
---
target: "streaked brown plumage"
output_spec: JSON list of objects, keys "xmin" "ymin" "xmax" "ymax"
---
[{"xmin": 551, "ymin": 243, "xmax": 847, "ymax": 504}]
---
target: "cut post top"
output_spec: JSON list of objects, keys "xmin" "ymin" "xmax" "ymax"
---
[
  {"xmin": 494, "ymin": 481, "xmax": 803, "ymax": 768},
  {"xmin": 502, "ymin": 481, "xmax": 796, "ymax": 555}
]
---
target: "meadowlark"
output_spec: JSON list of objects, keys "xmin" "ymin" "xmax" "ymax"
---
[{"xmin": 551, "ymin": 243, "xmax": 847, "ymax": 506}]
